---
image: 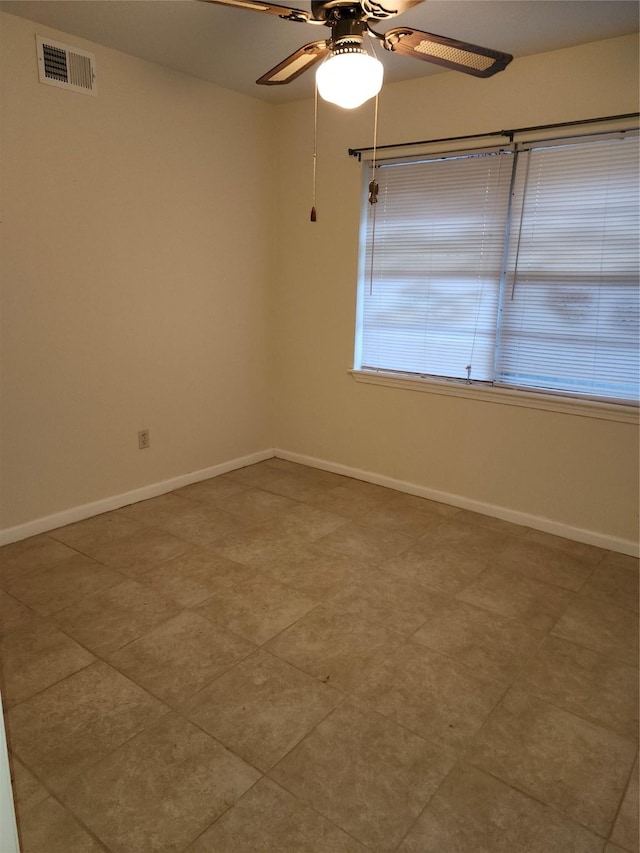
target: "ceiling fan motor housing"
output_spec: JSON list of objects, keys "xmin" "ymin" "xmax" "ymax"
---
[
  {"xmin": 331, "ymin": 18, "xmax": 368, "ymax": 45},
  {"xmin": 312, "ymin": 1, "xmax": 365, "ymax": 23},
  {"xmin": 310, "ymin": 0, "xmax": 406, "ymax": 21}
]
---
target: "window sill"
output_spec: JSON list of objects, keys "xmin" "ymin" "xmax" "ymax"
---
[{"xmin": 349, "ymin": 370, "xmax": 639, "ymax": 424}]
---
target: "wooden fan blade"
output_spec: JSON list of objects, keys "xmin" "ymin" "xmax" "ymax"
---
[
  {"xmin": 199, "ymin": 0, "xmax": 311, "ymax": 24},
  {"xmin": 383, "ymin": 28, "xmax": 512, "ymax": 77},
  {"xmin": 257, "ymin": 41, "xmax": 330, "ymax": 84}
]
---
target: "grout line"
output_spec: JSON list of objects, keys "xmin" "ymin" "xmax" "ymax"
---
[
  {"xmin": 464, "ymin": 760, "xmax": 614, "ymax": 841},
  {"xmin": 606, "ymin": 747, "xmax": 640, "ymax": 845},
  {"xmin": 390, "ymin": 757, "xmax": 462, "ymax": 852},
  {"xmin": 7, "ymin": 750, "xmax": 118, "ymax": 853}
]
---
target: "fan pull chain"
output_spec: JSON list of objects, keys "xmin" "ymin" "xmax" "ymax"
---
[
  {"xmin": 310, "ymin": 81, "xmax": 318, "ymax": 222},
  {"xmin": 368, "ymin": 82, "xmax": 380, "ymax": 203},
  {"xmin": 368, "ymin": 92, "xmax": 380, "ymax": 295},
  {"xmin": 367, "ymin": 37, "xmax": 380, "ymax": 205}
]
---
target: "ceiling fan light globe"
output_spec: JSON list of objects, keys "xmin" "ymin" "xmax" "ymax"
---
[{"xmin": 316, "ymin": 50, "xmax": 383, "ymax": 109}]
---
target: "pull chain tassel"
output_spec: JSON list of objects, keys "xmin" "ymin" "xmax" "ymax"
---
[{"xmin": 368, "ymin": 92, "xmax": 380, "ymax": 294}]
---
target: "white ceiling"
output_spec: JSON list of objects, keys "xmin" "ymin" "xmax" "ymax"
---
[{"xmin": 2, "ymin": 0, "xmax": 638, "ymax": 104}]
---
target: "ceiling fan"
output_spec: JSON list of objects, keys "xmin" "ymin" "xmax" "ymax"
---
[{"xmin": 201, "ymin": 0, "xmax": 513, "ymax": 108}]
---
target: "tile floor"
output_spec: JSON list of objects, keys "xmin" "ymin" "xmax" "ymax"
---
[{"xmin": 1, "ymin": 457, "xmax": 638, "ymax": 853}]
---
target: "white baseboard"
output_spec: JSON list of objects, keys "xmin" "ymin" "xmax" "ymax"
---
[
  {"xmin": 2, "ymin": 446, "xmax": 637, "ymax": 557},
  {"xmin": 0, "ymin": 449, "xmax": 275, "ymax": 546},
  {"xmin": 275, "ymin": 448, "xmax": 639, "ymax": 557}
]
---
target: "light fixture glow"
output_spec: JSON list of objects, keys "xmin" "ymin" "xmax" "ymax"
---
[{"xmin": 316, "ymin": 47, "xmax": 383, "ymax": 110}]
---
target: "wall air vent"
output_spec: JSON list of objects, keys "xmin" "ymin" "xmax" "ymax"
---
[{"xmin": 36, "ymin": 36, "xmax": 97, "ymax": 96}]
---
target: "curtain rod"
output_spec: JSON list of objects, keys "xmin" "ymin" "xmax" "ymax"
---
[{"xmin": 347, "ymin": 112, "xmax": 640, "ymax": 161}]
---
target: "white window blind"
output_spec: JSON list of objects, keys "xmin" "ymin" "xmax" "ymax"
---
[
  {"xmin": 497, "ymin": 133, "xmax": 639, "ymax": 401},
  {"xmin": 355, "ymin": 127, "xmax": 640, "ymax": 404},
  {"xmin": 358, "ymin": 149, "xmax": 514, "ymax": 381}
]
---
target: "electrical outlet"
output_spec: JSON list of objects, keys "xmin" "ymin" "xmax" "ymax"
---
[{"xmin": 138, "ymin": 429, "xmax": 150, "ymax": 450}]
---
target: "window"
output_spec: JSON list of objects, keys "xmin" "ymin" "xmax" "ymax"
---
[{"xmin": 355, "ymin": 128, "xmax": 639, "ymax": 405}]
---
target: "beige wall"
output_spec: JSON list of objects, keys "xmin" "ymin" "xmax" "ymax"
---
[
  {"xmin": 0, "ymin": 12, "xmax": 275, "ymax": 530},
  {"xmin": 273, "ymin": 34, "xmax": 640, "ymax": 547},
  {"xmin": 1, "ymin": 14, "xmax": 638, "ymax": 551}
]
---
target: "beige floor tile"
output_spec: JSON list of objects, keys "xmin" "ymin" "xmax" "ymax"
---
[
  {"xmin": 317, "ymin": 522, "xmax": 413, "ymax": 565},
  {"xmin": 0, "ymin": 589, "xmax": 35, "ymax": 636},
  {"xmin": 363, "ymin": 501, "xmax": 448, "ymax": 539},
  {"xmin": 0, "ymin": 535, "xmax": 78, "ymax": 585},
  {"xmin": 270, "ymin": 700, "xmax": 454, "ymax": 852},
  {"xmin": 496, "ymin": 539, "xmax": 595, "ymax": 591},
  {"xmin": 603, "ymin": 552, "xmax": 640, "ymax": 572},
  {"xmin": 265, "ymin": 604, "xmax": 404, "ymax": 693},
  {"xmin": 307, "ymin": 483, "xmax": 392, "ymax": 523},
  {"xmin": 117, "ymin": 492, "xmax": 197, "ymax": 526},
  {"xmin": 213, "ymin": 535, "xmax": 299, "ymax": 570},
  {"xmin": 173, "ymin": 476, "xmax": 250, "ymax": 504},
  {"xmin": 580, "ymin": 557, "xmax": 639, "ymax": 612},
  {"xmin": 62, "ymin": 713, "xmax": 260, "ymax": 853},
  {"xmin": 397, "ymin": 763, "xmax": 605, "ymax": 853},
  {"xmin": 6, "ymin": 661, "xmax": 167, "ymax": 792},
  {"xmin": 552, "ymin": 597, "xmax": 639, "ymax": 666},
  {"xmin": 389, "ymin": 521, "xmax": 511, "ymax": 595},
  {"xmin": 418, "ymin": 517, "xmax": 512, "ymax": 551},
  {"xmin": 523, "ymin": 528, "xmax": 608, "ymax": 563},
  {"xmin": 452, "ymin": 509, "xmax": 527, "ymax": 537},
  {"xmin": 1, "ymin": 553, "xmax": 124, "ymax": 615},
  {"xmin": 184, "ymin": 649, "xmax": 343, "ymax": 770},
  {"xmin": 1, "ymin": 619, "xmax": 95, "ymax": 707},
  {"xmin": 212, "ymin": 524, "xmax": 309, "ymax": 568},
  {"xmin": 383, "ymin": 542, "xmax": 490, "ymax": 596},
  {"xmin": 140, "ymin": 547, "xmax": 257, "ymax": 607},
  {"xmin": 108, "ymin": 610, "xmax": 255, "ymax": 707},
  {"xmin": 386, "ymin": 491, "xmax": 460, "ymax": 520},
  {"xmin": 8, "ymin": 754, "xmax": 49, "ymax": 815},
  {"xmin": 327, "ymin": 577, "xmax": 446, "ymax": 636},
  {"xmin": 310, "ymin": 485, "xmax": 451, "ymax": 535},
  {"xmin": 52, "ymin": 579, "xmax": 180, "ymax": 655},
  {"xmin": 258, "ymin": 544, "xmax": 380, "ymax": 600},
  {"xmin": 340, "ymin": 479, "xmax": 398, "ymax": 503},
  {"xmin": 271, "ymin": 504, "xmax": 347, "ymax": 541},
  {"xmin": 362, "ymin": 492, "xmax": 458, "ymax": 538},
  {"xmin": 457, "ymin": 566, "xmax": 573, "ymax": 631},
  {"xmin": 515, "ymin": 635, "xmax": 639, "ymax": 740},
  {"xmin": 222, "ymin": 461, "xmax": 293, "ymax": 487},
  {"xmin": 49, "ymin": 511, "xmax": 144, "ymax": 553},
  {"xmin": 354, "ymin": 642, "xmax": 505, "ymax": 747},
  {"xmin": 209, "ymin": 487, "xmax": 297, "ymax": 521},
  {"xmin": 224, "ymin": 462, "xmax": 334, "ymax": 501},
  {"xmin": 187, "ymin": 778, "xmax": 366, "ymax": 853},
  {"xmin": 263, "ymin": 457, "xmax": 347, "ymax": 488},
  {"xmin": 412, "ymin": 598, "xmax": 543, "ymax": 682},
  {"xmin": 468, "ymin": 689, "xmax": 637, "ymax": 835},
  {"xmin": 150, "ymin": 502, "xmax": 249, "ymax": 547},
  {"xmin": 611, "ymin": 760, "xmax": 639, "ymax": 853},
  {"xmin": 193, "ymin": 571, "xmax": 316, "ymax": 645},
  {"xmin": 88, "ymin": 527, "xmax": 193, "ymax": 576},
  {"xmin": 16, "ymin": 796, "xmax": 104, "ymax": 853},
  {"xmin": 220, "ymin": 459, "xmax": 277, "ymax": 486}
]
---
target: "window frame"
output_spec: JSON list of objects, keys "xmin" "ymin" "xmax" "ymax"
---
[{"xmin": 352, "ymin": 122, "xmax": 640, "ymax": 420}]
